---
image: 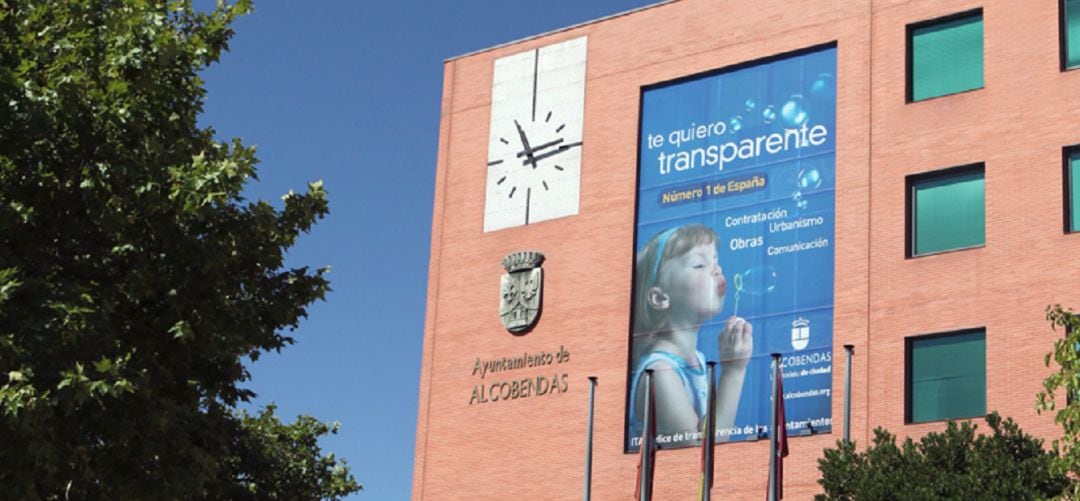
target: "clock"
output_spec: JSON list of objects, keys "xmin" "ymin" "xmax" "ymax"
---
[{"xmin": 484, "ymin": 36, "xmax": 587, "ymax": 232}]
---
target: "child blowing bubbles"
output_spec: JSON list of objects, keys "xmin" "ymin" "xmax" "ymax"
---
[{"xmin": 629, "ymin": 224, "xmax": 753, "ymax": 443}]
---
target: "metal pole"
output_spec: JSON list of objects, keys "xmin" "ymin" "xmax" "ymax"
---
[
  {"xmin": 768, "ymin": 353, "xmax": 780, "ymax": 501},
  {"xmin": 583, "ymin": 376, "xmax": 597, "ymax": 501},
  {"xmin": 640, "ymin": 369, "xmax": 654, "ymax": 501},
  {"xmin": 703, "ymin": 362, "xmax": 716, "ymax": 501},
  {"xmin": 843, "ymin": 345, "xmax": 854, "ymax": 444}
]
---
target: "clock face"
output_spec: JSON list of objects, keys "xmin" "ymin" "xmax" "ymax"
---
[{"xmin": 484, "ymin": 36, "xmax": 587, "ymax": 232}]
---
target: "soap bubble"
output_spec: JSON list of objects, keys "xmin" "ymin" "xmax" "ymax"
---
[
  {"xmin": 745, "ymin": 99, "xmax": 757, "ymax": 112},
  {"xmin": 797, "ymin": 168, "xmax": 822, "ymax": 190},
  {"xmin": 780, "ymin": 95, "xmax": 808, "ymax": 127},
  {"xmin": 792, "ymin": 190, "xmax": 808, "ymax": 210},
  {"xmin": 729, "ymin": 115, "xmax": 743, "ymax": 133},
  {"xmin": 761, "ymin": 105, "xmax": 776, "ymax": 124},
  {"xmin": 737, "ymin": 266, "xmax": 778, "ymax": 296},
  {"xmin": 809, "ymin": 73, "xmax": 835, "ymax": 100}
]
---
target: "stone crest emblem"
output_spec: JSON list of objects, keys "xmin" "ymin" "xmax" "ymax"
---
[{"xmin": 499, "ymin": 251, "xmax": 545, "ymax": 333}]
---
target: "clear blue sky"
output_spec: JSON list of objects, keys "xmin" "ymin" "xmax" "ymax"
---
[{"xmin": 197, "ymin": 1, "xmax": 657, "ymax": 499}]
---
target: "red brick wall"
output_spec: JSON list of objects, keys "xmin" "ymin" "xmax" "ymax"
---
[{"xmin": 414, "ymin": 0, "xmax": 1080, "ymax": 498}]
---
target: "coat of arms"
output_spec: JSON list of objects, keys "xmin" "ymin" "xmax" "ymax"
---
[{"xmin": 499, "ymin": 251, "xmax": 544, "ymax": 333}]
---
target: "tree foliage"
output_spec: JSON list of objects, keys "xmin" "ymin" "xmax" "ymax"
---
[
  {"xmin": 224, "ymin": 405, "xmax": 360, "ymax": 500},
  {"xmin": 1037, "ymin": 304, "xmax": 1080, "ymax": 498},
  {"xmin": 0, "ymin": 0, "xmax": 359, "ymax": 498},
  {"xmin": 816, "ymin": 412, "xmax": 1066, "ymax": 500}
]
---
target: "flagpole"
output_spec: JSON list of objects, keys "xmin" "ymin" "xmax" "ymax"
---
[
  {"xmin": 702, "ymin": 362, "xmax": 716, "ymax": 501},
  {"xmin": 639, "ymin": 369, "xmax": 654, "ymax": 501},
  {"xmin": 843, "ymin": 345, "xmax": 854, "ymax": 444},
  {"xmin": 584, "ymin": 376, "xmax": 597, "ymax": 501},
  {"xmin": 768, "ymin": 353, "xmax": 780, "ymax": 501}
]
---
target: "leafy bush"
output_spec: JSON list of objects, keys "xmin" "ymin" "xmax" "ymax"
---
[{"xmin": 816, "ymin": 412, "xmax": 1066, "ymax": 500}]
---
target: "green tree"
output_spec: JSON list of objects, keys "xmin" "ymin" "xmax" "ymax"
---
[
  {"xmin": 816, "ymin": 412, "xmax": 1066, "ymax": 500},
  {"xmin": 0, "ymin": 0, "xmax": 360, "ymax": 498},
  {"xmin": 1037, "ymin": 304, "xmax": 1080, "ymax": 498}
]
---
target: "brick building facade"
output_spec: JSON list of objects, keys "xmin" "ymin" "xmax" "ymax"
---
[{"xmin": 414, "ymin": 1, "xmax": 1080, "ymax": 498}]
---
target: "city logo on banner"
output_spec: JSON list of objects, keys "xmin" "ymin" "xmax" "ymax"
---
[{"xmin": 792, "ymin": 317, "xmax": 810, "ymax": 351}]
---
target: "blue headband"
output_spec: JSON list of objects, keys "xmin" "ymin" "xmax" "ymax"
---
[{"xmin": 647, "ymin": 227, "xmax": 679, "ymax": 289}]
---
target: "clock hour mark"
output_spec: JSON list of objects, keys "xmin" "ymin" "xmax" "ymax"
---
[
  {"xmin": 488, "ymin": 159, "xmax": 504, "ymax": 166},
  {"xmin": 500, "ymin": 137, "xmax": 510, "ymax": 145},
  {"xmin": 542, "ymin": 181, "xmax": 549, "ymax": 191},
  {"xmin": 525, "ymin": 188, "xmax": 531, "ymax": 224},
  {"xmin": 554, "ymin": 164, "xmax": 564, "ymax": 171},
  {"xmin": 531, "ymin": 48, "xmax": 539, "ymax": 122},
  {"xmin": 545, "ymin": 111, "xmax": 552, "ymax": 123},
  {"xmin": 508, "ymin": 186, "xmax": 517, "ymax": 198},
  {"xmin": 555, "ymin": 124, "xmax": 565, "ymax": 133},
  {"xmin": 497, "ymin": 176, "xmax": 506, "ymax": 185}
]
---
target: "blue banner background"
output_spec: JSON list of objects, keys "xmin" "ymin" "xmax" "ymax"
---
[{"xmin": 628, "ymin": 46, "xmax": 837, "ymax": 451}]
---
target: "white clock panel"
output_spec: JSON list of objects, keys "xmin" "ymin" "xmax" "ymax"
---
[{"xmin": 484, "ymin": 36, "xmax": 587, "ymax": 232}]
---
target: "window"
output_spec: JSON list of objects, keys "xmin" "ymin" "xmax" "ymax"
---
[
  {"xmin": 908, "ymin": 10, "xmax": 984, "ymax": 101},
  {"xmin": 1064, "ymin": 0, "xmax": 1080, "ymax": 69},
  {"xmin": 907, "ymin": 330, "xmax": 986, "ymax": 423},
  {"xmin": 1067, "ymin": 146, "xmax": 1080, "ymax": 233},
  {"xmin": 907, "ymin": 164, "xmax": 985, "ymax": 256}
]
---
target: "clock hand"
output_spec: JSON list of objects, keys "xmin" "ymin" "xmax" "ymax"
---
[
  {"xmin": 514, "ymin": 120, "xmax": 539, "ymax": 169},
  {"xmin": 516, "ymin": 138, "xmax": 564, "ymax": 158},
  {"xmin": 523, "ymin": 141, "xmax": 582, "ymax": 165},
  {"xmin": 513, "ymin": 120, "xmax": 533, "ymax": 150}
]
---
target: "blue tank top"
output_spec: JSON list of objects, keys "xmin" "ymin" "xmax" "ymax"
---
[{"xmin": 627, "ymin": 350, "xmax": 708, "ymax": 441}]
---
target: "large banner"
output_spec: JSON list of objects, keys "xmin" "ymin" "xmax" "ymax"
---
[{"xmin": 627, "ymin": 46, "xmax": 836, "ymax": 452}]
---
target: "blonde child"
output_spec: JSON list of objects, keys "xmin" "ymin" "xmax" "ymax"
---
[{"xmin": 629, "ymin": 224, "xmax": 753, "ymax": 444}]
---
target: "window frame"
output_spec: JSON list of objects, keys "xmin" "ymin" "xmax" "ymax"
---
[
  {"xmin": 905, "ymin": 163, "xmax": 986, "ymax": 258},
  {"xmin": 905, "ymin": 328, "xmax": 987, "ymax": 424},
  {"xmin": 1062, "ymin": 0, "xmax": 1080, "ymax": 71},
  {"xmin": 1065, "ymin": 318, "xmax": 1077, "ymax": 405},
  {"xmin": 1065, "ymin": 145, "xmax": 1080, "ymax": 233},
  {"xmin": 906, "ymin": 8, "xmax": 985, "ymax": 103}
]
